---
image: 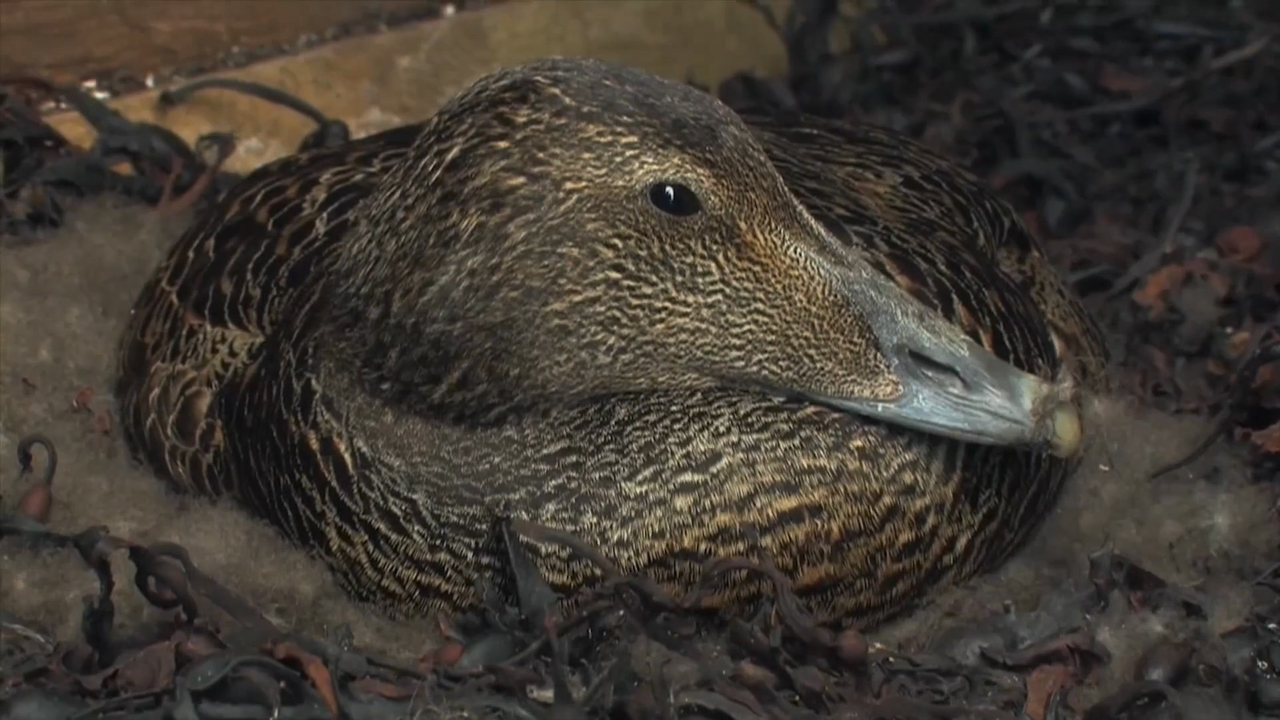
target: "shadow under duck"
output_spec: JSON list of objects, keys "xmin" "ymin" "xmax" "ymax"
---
[{"xmin": 115, "ymin": 57, "xmax": 1108, "ymax": 629}]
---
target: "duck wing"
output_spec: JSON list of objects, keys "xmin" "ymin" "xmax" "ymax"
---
[{"xmin": 115, "ymin": 124, "xmax": 421, "ymax": 496}]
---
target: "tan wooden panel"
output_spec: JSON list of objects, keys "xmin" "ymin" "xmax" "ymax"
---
[
  {"xmin": 41, "ymin": 0, "xmax": 791, "ymax": 175},
  {"xmin": 0, "ymin": 0, "xmax": 444, "ymax": 81}
]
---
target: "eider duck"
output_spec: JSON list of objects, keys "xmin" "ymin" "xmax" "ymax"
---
[{"xmin": 115, "ymin": 57, "xmax": 1107, "ymax": 628}]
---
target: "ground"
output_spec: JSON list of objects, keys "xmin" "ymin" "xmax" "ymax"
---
[{"xmin": 1, "ymin": 1, "xmax": 1278, "ymax": 719}]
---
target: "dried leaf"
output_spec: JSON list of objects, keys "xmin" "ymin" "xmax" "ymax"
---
[
  {"xmin": 1098, "ymin": 63, "xmax": 1149, "ymax": 94},
  {"xmin": 1254, "ymin": 362, "xmax": 1278, "ymax": 390},
  {"xmin": 71, "ymin": 387, "xmax": 94, "ymax": 413},
  {"xmin": 92, "ymin": 409, "xmax": 114, "ymax": 436},
  {"xmin": 1248, "ymin": 422, "xmax": 1280, "ymax": 454},
  {"xmin": 73, "ymin": 665, "xmax": 119, "ymax": 693},
  {"xmin": 733, "ymin": 661, "xmax": 779, "ymax": 690},
  {"xmin": 269, "ymin": 641, "xmax": 339, "ymax": 718},
  {"xmin": 1132, "ymin": 264, "xmax": 1188, "ymax": 313},
  {"xmin": 1215, "ymin": 225, "xmax": 1265, "ymax": 263},
  {"xmin": 175, "ymin": 627, "xmax": 224, "ymax": 661},
  {"xmin": 16, "ymin": 479, "xmax": 52, "ymax": 523},
  {"xmin": 1024, "ymin": 664, "xmax": 1075, "ymax": 720},
  {"xmin": 1225, "ymin": 330, "xmax": 1253, "ymax": 358},
  {"xmin": 349, "ymin": 676, "xmax": 420, "ymax": 700},
  {"xmin": 424, "ymin": 639, "xmax": 464, "ymax": 671},
  {"xmin": 114, "ymin": 640, "xmax": 177, "ymax": 694}
]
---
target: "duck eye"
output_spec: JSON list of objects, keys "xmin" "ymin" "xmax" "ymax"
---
[{"xmin": 647, "ymin": 182, "xmax": 702, "ymax": 217}]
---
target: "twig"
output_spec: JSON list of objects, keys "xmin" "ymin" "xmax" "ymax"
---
[
  {"xmin": 1150, "ymin": 323, "xmax": 1280, "ymax": 480},
  {"xmin": 1159, "ymin": 155, "xmax": 1199, "ymax": 253},
  {"xmin": 16, "ymin": 433, "xmax": 57, "ymax": 488},
  {"xmin": 1030, "ymin": 34, "xmax": 1274, "ymax": 122},
  {"xmin": 1099, "ymin": 155, "xmax": 1199, "ymax": 301},
  {"xmin": 880, "ymin": 0, "xmax": 1039, "ymax": 26},
  {"xmin": 509, "ymin": 518, "xmax": 625, "ymax": 584}
]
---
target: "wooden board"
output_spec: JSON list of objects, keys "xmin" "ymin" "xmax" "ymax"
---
[
  {"xmin": 39, "ymin": 0, "xmax": 791, "ymax": 175},
  {"xmin": 0, "ymin": 0, "xmax": 444, "ymax": 81}
]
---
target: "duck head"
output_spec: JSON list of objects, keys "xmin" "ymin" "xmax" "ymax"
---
[{"xmin": 329, "ymin": 57, "xmax": 1081, "ymax": 458}]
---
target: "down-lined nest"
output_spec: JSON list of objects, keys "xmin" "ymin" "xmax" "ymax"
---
[
  {"xmin": 1, "ymin": 197, "xmax": 1276, "ymax": 719},
  {"xmin": 2, "ymin": 2, "xmax": 1279, "ymax": 716}
]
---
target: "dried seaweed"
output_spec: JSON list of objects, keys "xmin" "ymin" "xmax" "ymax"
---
[
  {"xmin": 2, "ymin": 434, "xmax": 1278, "ymax": 719},
  {"xmin": 3, "ymin": 2, "xmax": 1279, "ymax": 718},
  {"xmin": 0, "ymin": 79, "xmax": 241, "ymax": 242}
]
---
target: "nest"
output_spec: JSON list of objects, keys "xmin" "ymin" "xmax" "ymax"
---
[{"xmin": 2, "ymin": 1, "xmax": 1277, "ymax": 718}]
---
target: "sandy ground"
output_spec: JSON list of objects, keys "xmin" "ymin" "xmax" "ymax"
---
[{"xmin": 1, "ymin": 197, "xmax": 1277, "ymax": 704}]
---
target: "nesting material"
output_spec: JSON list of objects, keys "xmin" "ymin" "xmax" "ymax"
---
[
  {"xmin": 873, "ymin": 393, "xmax": 1278, "ymax": 705},
  {"xmin": 1, "ymin": 198, "xmax": 1276, "ymax": 686},
  {"xmin": 0, "ymin": 197, "xmax": 439, "ymax": 663}
]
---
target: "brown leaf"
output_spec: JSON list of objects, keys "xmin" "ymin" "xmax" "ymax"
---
[
  {"xmin": 733, "ymin": 660, "xmax": 779, "ymax": 689},
  {"xmin": 71, "ymin": 386, "xmax": 94, "ymax": 413},
  {"xmin": 421, "ymin": 639, "xmax": 464, "ymax": 672},
  {"xmin": 1254, "ymin": 362, "xmax": 1278, "ymax": 391},
  {"xmin": 1225, "ymin": 330, "xmax": 1253, "ymax": 359},
  {"xmin": 1215, "ymin": 225, "xmax": 1265, "ymax": 263},
  {"xmin": 835, "ymin": 628, "xmax": 869, "ymax": 665},
  {"xmin": 16, "ymin": 479, "xmax": 52, "ymax": 523},
  {"xmin": 349, "ymin": 676, "xmax": 421, "ymax": 700},
  {"xmin": 269, "ymin": 641, "xmax": 339, "ymax": 718},
  {"xmin": 1098, "ymin": 63, "xmax": 1149, "ymax": 95},
  {"xmin": 73, "ymin": 664, "xmax": 119, "ymax": 693},
  {"xmin": 175, "ymin": 626, "xmax": 225, "ymax": 661},
  {"xmin": 93, "ymin": 409, "xmax": 114, "ymax": 436},
  {"xmin": 114, "ymin": 640, "xmax": 178, "ymax": 694},
  {"xmin": 1250, "ymin": 421, "xmax": 1280, "ymax": 454},
  {"xmin": 57, "ymin": 643, "xmax": 97, "ymax": 677},
  {"xmin": 1024, "ymin": 664, "xmax": 1076, "ymax": 720},
  {"xmin": 1132, "ymin": 264, "xmax": 1188, "ymax": 313}
]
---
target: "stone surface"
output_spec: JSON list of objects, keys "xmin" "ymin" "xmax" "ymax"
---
[{"xmin": 43, "ymin": 0, "xmax": 789, "ymax": 175}]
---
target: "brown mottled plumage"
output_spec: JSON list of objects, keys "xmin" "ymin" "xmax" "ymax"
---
[{"xmin": 115, "ymin": 58, "xmax": 1107, "ymax": 629}]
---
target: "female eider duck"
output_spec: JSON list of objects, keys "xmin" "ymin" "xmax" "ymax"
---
[{"xmin": 116, "ymin": 57, "xmax": 1107, "ymax": 629}]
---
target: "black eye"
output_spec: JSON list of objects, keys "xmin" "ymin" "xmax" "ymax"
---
[{"xmin": 647, "ymin": 182, "xmax": 702, "ymax": 217}]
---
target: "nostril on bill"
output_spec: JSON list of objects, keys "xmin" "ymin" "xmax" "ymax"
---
[{"xmin": 905, "ymin": 349, "xmax": 969, "ymax": 394}]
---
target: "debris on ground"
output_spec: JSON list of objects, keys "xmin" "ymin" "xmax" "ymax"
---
[
  {"xmin": 1, "ymin": 433, "xmax": 1275, "ymax": 719},
  {"xmin": 722, "ymin": 0, "xmax": 1279, "ymax": 479},
  {"xmin": 0, "ymin": 73, "xmax": 354, "ymax": 241},
  {"xmin": 2, "ymin": 1, "xmax": 1277, "ymax": 718}
]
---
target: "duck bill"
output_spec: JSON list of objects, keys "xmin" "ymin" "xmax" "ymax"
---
[{"xmin": 807, "ymin": 248, "xmax": 1082, "ymax": 459}]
